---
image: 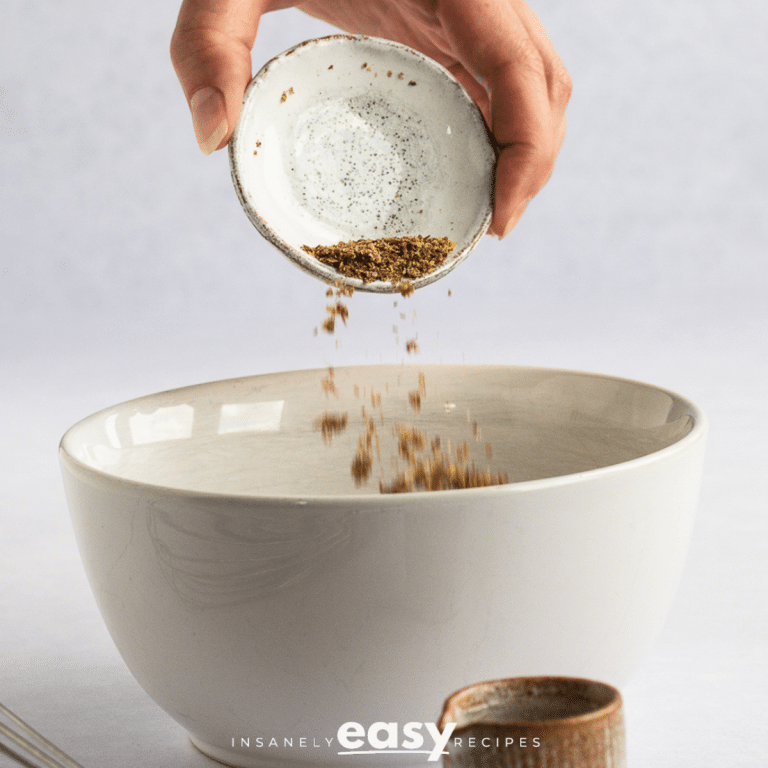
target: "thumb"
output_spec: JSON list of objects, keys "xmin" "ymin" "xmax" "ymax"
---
[{"xmin": 170, "ymin": 0, "xmax": 266, "ymax": 154}]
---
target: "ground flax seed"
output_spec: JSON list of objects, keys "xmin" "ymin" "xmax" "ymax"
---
[
  {"xmin": 309, "ymin": 239, "xmax": 507, "ymax": 493},
  {"xmin": 320, "ymin": 281, "xmax": 354, "ymax": 334},
  {"xmin": 380, "ymin": 424, "xmax": 509, "ymax": 493},
  {"xmin": 302, "ymin": 235, "xmax": 455, "ymax": 289},
  {"xmin": 317, "ymin": 367, "xmax": 508, "ymax": 493},
  {"xmin": 313, "ymin": 412, "xmax": 348, "ymax": 443}
]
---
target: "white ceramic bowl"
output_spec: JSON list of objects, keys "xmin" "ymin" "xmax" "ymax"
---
[
  {"xmin": 60, "ymin": 365, "xmax": 706, "ymax": 768},
  {"xmin": 229, "ymin": 36, "xmax": 495, "ymax": 292}
]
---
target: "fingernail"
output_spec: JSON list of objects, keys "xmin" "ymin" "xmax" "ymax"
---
[
  {"xmin": 500, "ymin": 197, "xmax": 533, "ymax": 240},
  {"xmin": 190, "ymin": 87, "xmax": 228, "ymax": 155},
  {"xmin": 500, "ymin": 216, "xmax": 517, "ymax": 240}
]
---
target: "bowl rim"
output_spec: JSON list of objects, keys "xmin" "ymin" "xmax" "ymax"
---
[
  {"xmin": 59, "ymin": 363, "xmax": 708, "ymax": 505},
  {"xmin": 227, "ymin": 33, "xmax": 496, "ymax": 293}
]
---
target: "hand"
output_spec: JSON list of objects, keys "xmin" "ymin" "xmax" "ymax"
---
[{"xmin": 171, "ymin": 0, "xmax": 571, "ymax": 238}]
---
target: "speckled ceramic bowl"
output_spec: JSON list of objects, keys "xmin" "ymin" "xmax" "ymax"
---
[
  {"xmin": 229, "ymin": 35, "xmax": 495, "ymax": 292},
  {"xmin": 60, "ymin": 365, "xmax": 706, "ymax": 768}
]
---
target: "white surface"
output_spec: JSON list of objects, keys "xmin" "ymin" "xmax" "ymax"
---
[{"xmin": 1, "ymin": 1, "xmax": 766, "ymax": 767}]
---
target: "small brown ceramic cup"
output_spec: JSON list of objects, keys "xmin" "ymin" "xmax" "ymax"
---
[{"xmin": 438, "ymin": 676, "xmax": 625, "ymax": 768}]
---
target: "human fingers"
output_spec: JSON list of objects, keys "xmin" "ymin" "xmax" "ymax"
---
[
  {"xmin": 437, "ymin": 0, "xmax": 571, "ymax": 237},
  {"xmin": 171, "ymin": 0, "xmax": 275, "ymax": 154},
  {"xmin": 491, "ymin": 1, "xmax": 570, "ymax": 235}
]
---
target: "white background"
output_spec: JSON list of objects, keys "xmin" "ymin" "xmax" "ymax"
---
[{"xmin": 1, "ymin": 0, "xmax": 766, "ymax": 765}]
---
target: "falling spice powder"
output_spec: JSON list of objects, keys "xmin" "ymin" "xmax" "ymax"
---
[
  {"xmin": 320, "ymin": 367, "xmax": 338, "ymax": 397},
  {"xmin": 314, "ymin": 367, "xmax": 509, "ymax": 493},
  {"xmin": 320, "ymin": 281, "xmax": 355, "ymax": 334},
  {"xmin": 307, "ymin": 235, "xmax": 506, "ymax": 493},
  {"xmin": 314, "ymin": 412, "xmax": 349, "ymax": 443},
  {"xmin": 380, "ymin": 423, "xmax": 509, "ymax": 494}
]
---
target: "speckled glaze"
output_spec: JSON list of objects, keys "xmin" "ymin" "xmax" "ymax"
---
[
  {"xmin": 229, "ymin": 36, "xmax": 495, "ymax": 292},
  {"xmin": 59, "ymin": 365, "xmax": 706, "ymax": 767},
  {"xmin": 439, "ymin": 677, "xmax": 626, "ymax": 768}
]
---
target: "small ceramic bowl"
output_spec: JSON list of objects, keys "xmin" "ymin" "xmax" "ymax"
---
[
  {"xmin": 438, "ymin": 676, "xmax": 625, "ymax": 768},
  {"xmin": 229, "ymin": 35, "xmax": 496, "ymax": 292},
  {"xmin": 60, "ymin": 365, "xmax": 706, "ymax": 768}
]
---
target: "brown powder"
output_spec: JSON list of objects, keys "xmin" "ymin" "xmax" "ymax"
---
[
  {"xmin": 321, "ymin": 281, "xmax": 355, "ymax": 335},
  {"xmin": 312, "ymin": 288, "xmax": 507, "ymax": 491},
  {"xmin": 407, "ymin": 370, "xmax": 426, "ymax": 412},
  {"xmin": 301, "ymin": 235, "xmax": 455, "ymax": 287},
  {"xmin": 314, "ymin": 412, "xmax": 349, "ymax": 443},
  {"xmin": 380, "ymin": 422, "xmax": 508, "ymax": 494},
  {"xmin": 315, "ymin": 373, "xmax": 509, "ymax": 493},
  {"xmin": 351, "ymin": 448, "xmax": 373, "ymax": 484},
  {"xmin": 395, "ymin": 424, "xmax": 426, "ymax": 462},
  {"xmin": 382, "ymin": 367, "xmax": 508, "ymax": 492},
  {"xmin": 379, "ymin": 422, "xmax": 509, "ymax": 494},
  {"xmin": 351, "ymin": 409, "xmax": 379, "ymax": 485},
  {"xmin": 320, "ymin": 367, "xmax": 338, "ymax": 398}
]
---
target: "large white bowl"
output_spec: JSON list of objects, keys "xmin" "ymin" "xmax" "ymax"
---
[{"xmin": 59, "ymin": 365, "xmax": 706, "ymax": 768}]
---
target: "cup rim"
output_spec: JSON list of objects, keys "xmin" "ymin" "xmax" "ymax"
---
[{"xmin": 438, "ymin": 675, "xmax": 624, "ymax": 732}]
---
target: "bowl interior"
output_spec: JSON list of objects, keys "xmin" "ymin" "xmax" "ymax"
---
[
  {"xmin": 61, "ymin": 365, "xmax": 697, "ymax": 498},
  {"xmin": 229, "ymin": 35, "xmax": 495, "ymax": 292}
]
